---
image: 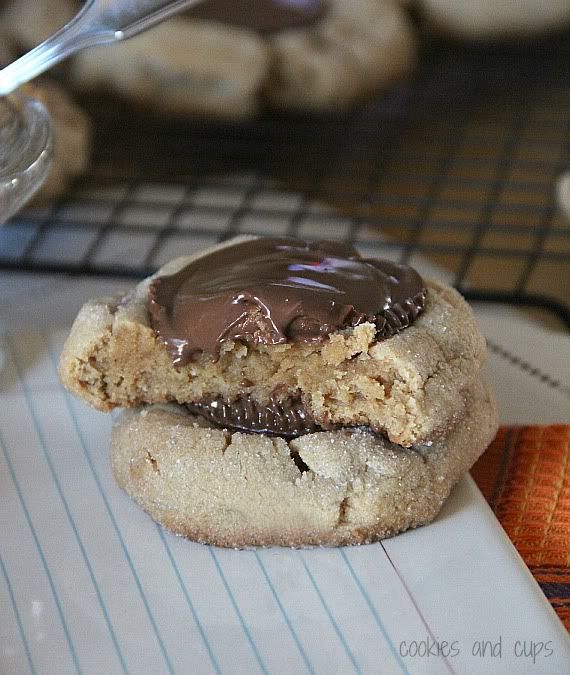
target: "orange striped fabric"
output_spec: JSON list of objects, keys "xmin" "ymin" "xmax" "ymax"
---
[{"xmin": 471, "ymin": 426, "xmax": 570, "ymax": 632}]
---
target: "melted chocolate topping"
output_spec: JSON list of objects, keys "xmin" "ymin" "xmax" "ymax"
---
[
  {"xmin": 186, "ymin": 0, "xmax": 327, "ymax": 33},
  {"xmin": 148, "ymin": 237, "xmax": 426, "ymax": 365}
]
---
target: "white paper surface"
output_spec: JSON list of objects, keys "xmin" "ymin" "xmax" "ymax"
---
[
  {"xmin": 1, "ymin": 326, "xmax": 569, "ymax": 675},
  {"xmin": 1, "ymin": 227, "xmax": 570, "ymax": 673}
]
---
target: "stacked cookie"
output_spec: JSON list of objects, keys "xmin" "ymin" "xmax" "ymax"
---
[{"xmin": 59, "ymin": 236, "xmax": 497, "ymax": 547}]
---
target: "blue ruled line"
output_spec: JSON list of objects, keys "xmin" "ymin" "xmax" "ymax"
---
[
  {"xmin": 253, "ymin": 551, "xmax": 315, "ymax": 675},
  {"xmin": 340, "ymin": 549, "xmax": 411, "ymax": 675},
  {"xmin": 7, "ymin": 337, "xmax": 129, "ymax": 675},
  {"xmin": 0, "ymin": 550, "xmax": 36, "ymax": 675},
  {"xmin": 0, "ymin": 428, "xmax": 82, "ymax": 675},
  {"xmin": 43, "ymin": 335, "xmax": 175, "ymax": 675},
  {"xmin": 208, "ymin": 548, "xmax": 269, "ymax": 675},
  {"xmin": 155, "ymin": 525, "xmax": 222, "ymax": 675},
  {"xmin": 297, "ymin": 553, "xmax": 362, "ymax": 675},
  {"xmin": 48, "ymin": 334, "xmax": 219, "ymax": 675}
]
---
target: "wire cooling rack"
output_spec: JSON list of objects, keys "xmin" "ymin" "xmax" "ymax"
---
[{"xmin": 1, "ymin": 37, "xmax": 569, "ymax": 327}]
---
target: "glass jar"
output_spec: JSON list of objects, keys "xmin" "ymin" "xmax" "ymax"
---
[{"xmin": 0, "ymin": 94, "xmax": 53, "ymax": 224}]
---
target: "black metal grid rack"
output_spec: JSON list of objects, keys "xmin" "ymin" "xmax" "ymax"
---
[{"xmin": 1, "ymin": 37, "xmax": 569, "ymax": 327}]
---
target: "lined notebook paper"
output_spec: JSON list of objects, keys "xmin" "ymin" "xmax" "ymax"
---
[{"xmin": 1, "ymin": 328, "xmax": 569, "ymax": 675}]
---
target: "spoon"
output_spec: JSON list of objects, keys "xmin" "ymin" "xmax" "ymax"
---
[
  {"xmin": 0, "ymin": 0, "xmax": 326, "ymax": 96},
  {"xmin": 0, "ymin": 1, "xmax": 208, "ymax": 95}
]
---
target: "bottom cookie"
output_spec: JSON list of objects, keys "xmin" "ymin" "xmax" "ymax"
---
[{"xmin": 111, "ymin": 380, "xmax": 497, "ymax": 548}]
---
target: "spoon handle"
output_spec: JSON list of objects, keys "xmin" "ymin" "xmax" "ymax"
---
[{"xmin": 0, "ymin": 0, "xmax": 205, "ymax": 95}]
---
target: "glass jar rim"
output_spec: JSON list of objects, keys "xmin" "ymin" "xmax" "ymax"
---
[{"xmin": 0, "ymin": 93, "xmax": 53, "ymax": 223}]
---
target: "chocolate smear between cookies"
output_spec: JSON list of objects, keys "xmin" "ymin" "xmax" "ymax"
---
[
  {"xmin": 148, "ymin": 237, "xmax": 427, "ymax": 367},
  {"xmin": 187, "ymin": 392, "xmax": 335, "ymax": 439}
]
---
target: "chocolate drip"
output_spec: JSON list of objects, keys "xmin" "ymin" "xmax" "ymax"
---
[
  {"xmin": 187, "ymin": 393, "xmax": 331, "ymax": 438},
  {"xmin": 148, "ymin": 237, "xmax": 427, "ymax": 365}
]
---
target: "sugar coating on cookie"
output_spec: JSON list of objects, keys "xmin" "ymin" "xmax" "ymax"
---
[
  {"xmin": 110, "ymin": 379, "xmax": 497, "ymax": 548},
  {"xmin": 59, "ymin": 236, "xmax": 486, "ymax": 447}
]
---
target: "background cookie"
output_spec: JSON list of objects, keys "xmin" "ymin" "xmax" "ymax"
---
[
  {"xmin": 0, "ymin": 31, "xmax": 16, "ymax": 66},
  {"xmin": 1, "ymin": 0, "xmax": 77, "ymax": 50},
  {"xmin": 557, "ymin": 172, "xmax": 570, "ymax": 221},
  {"xmin": 58, "ymin": 237, "xmax": 487, "ymax": 447},
  {"xmin": 71, "ymin": 18, "xmax": 270, "ymax": 119},
  {"xmin": 20, "ymin": 80, "xmax": 91, "ymax": 202},
  {"xmin": 416, "ymin": 0, "xmax": 570, "ymax": 40},
  {"xmin": 265, "ymin": 0, "xmax": 416, "ymax": 111},
  {"xmin": 65, "ymin": 0, "xmax": 416, "ymax": 116},
  {"xmin": 111, "ymin": 379, "xmax": 497, "ymax": 548}
]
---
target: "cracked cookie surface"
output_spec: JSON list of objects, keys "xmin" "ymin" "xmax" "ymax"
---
[{"xmin": 111, "ymin": 380, "xmax": 497, "ymax": 548}]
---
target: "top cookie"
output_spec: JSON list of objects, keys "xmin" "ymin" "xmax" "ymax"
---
[{"xmin": 59, "ymin": 236, "xmax": 487, "ymax": 447}]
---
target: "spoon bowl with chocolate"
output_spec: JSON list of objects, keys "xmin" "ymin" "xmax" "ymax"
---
[{"xmin": 59, "ymin": 236, "xmax": 497, "ymax": 547}]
